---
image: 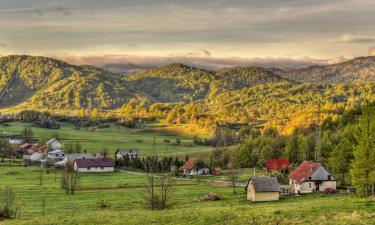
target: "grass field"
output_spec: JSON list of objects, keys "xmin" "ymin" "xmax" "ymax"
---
[
  {"xmin": 0, "ymin": 122, "xmax": 214, "ymax": 156},
  {"xmin": 0, "ymin": 164, "xmax": 374, "ymax": 225}
]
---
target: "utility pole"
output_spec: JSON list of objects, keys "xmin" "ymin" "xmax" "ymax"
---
[{"xmin": 315, "ymin": 101, "xmax": 321, "ymax": 163}]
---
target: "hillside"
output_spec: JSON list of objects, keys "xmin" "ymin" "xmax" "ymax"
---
[
  {"xmin": 0, "ymin": 55, "xmax": 134, "ymax": 109},
  {"xmin": 2, "ymin": 55, "xmax": 375, "ymax": 134},
  {"xmin": 280, "ymin": 56, "xmax": 375, "ymax": 83}
]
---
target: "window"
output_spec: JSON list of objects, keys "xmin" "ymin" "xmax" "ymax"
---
[
  {"xmin": 87, "ymin": 167, "xmax": 90, "ymax": 170},
  {"xmin": 309, "ymin": 183, "xmax": 311, "ymax": 188},
  {"xmin": 101, "ymin": 167, "xmax": 104, "ymax": 170},
  {"xmin": 328, "ymin": 175, "xmax": 331, "ymax": 180}
]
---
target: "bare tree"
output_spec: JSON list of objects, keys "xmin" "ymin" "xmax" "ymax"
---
[
  {"xmin": 227, "ymin": 153, "xmax": 241, "ymax": 194},
  {"xmin": 0, "ymin": 186, "xmax": 19, "ymax": 219},
  {"xmin": 61, "ymin": 164, "xmax": 79, "ymax": 194},
  {"xmin": 143, "ymin": 156, "xmax": 174, "ymax": 210}
]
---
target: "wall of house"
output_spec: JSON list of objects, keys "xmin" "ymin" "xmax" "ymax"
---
[
  {"xmin": 290, "ymin": 180, "xmax": 337, "ymax": 194},
  {"xmin": 247, "ymin": 185, "xmax": 279, "ymax": 201},
  {"xmin": 318, "ymin": 181, "xmax": 336, "ymax": 191},
  {"xmin": 73, "ymin": 164, "xmax": 114, "ymax": 173},
  {"xmin": 190, "ymin": 168, "xmax": 210, "ymax": 176}
]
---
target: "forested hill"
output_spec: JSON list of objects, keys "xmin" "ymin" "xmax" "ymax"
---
[
  {"xmin": 278, "ymin": 56, "xmax": 375, "ymax": 83},
  {"xmin": 1, "ymin": 55, "xmax": 375, "ymax": 134},
  {"xmin": 0, "ymin": 55, "xmax": 134, "ymax": 109}
]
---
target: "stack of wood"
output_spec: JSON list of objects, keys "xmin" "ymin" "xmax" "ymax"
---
[{"xmin": 199, "ymin": 192, "xmax": 222, "ymax": 201}]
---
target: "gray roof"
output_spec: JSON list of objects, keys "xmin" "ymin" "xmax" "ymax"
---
[{"xmin": 247, "ymin": 177, "xmax": 280, "ymax": 192}]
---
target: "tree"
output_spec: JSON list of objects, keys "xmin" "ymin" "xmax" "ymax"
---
[
  {"xmin": 21, "ymin": 126, "xmax": 33, "ymax": 143},
  {"xmin": 227, "ymin": 152, "xmax": 241, "ymax": 194},
  {"xmin": 61, "ymin": 164, "xmax": 79, "ymax": 194},
  {"xmin": 328, "ymin": 137, "xmax": 352, "ymax": 186},
  {"xmin": 350, "ymin": 105, "xmax": 375, "ymax": 196},
  {"xmin": 143, "ymin": 155, "xmax": 174, "ymax": 210},
  {"xmin": 100, "ymin": 147, "xmax": 109, "ymax": 158},
  {"xmin": 0, "ymin": 139, "xmax": 12, "ymax": 162},
  {"xmin": 91, "ymin": 108, "xmax": 99, "ymax": 119},
  {"xmin": 0, "ymin": 186, "xmax": 19, "ymax": 219}
]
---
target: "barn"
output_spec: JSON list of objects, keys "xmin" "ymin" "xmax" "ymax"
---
[{"xmin": 246, "ymin": 177, "xmax": 280, "ymax": 202}]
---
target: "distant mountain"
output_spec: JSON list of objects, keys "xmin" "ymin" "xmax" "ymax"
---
[
  {"xmin": 280, "ymin": 56, "xmax": 375, "ymax": 83},
  {"xmin": 102, "ymin": 63, "xmax": 152, "ymax": 75}
]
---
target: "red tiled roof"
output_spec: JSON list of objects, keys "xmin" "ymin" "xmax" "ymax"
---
[
  {"xmin": 289, "ymin": 161, "xmax": 321, "ymax": 182},
  {"xmin": 266, "ymin": 159, "xmax": 290, "ymax": 171},
  {"xmin": 74, "ymin": 158, "xmax": 114, "ymax": 168},
  {"xmin": 37, "ymin": 145, "xmax": 48, "ymax": 153},
  {"xmin": 182, "ymin": 158, "xmax": 196, "ymax": 170}
]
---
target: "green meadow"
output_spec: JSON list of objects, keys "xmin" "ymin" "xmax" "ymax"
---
[
  {"xmin": 0, "ymin": 165, "xmax": 374, "ymax": 225},
  {"xmin": 0, "ymin": 122, "xmax": 214, "ymax": 156}
]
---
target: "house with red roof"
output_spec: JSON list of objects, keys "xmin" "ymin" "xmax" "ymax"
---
[
  {"xmin": 181, "ymin": 158, "xmax": 210, "ymax": 176},
  {"xmin": 265, "ymin": 159, "xmax": 290, "ymax": 172},
  {"xmin": 289, "ymin": 161, "xmax": 336, "ymax": 194}
]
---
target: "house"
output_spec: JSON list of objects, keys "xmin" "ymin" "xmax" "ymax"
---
[
  {"xmin": 8, "ymin": 136, "xmax": 23, "ymax": 145},
  {"xmin": 246, "ymin": 177, "xmax": 280, "ymax": 202},
  {"xmin": 46, "ymin": 138, "xmax": 62, "ymax": 151},
  {"xmin": 115, "ymin": 148, "xmax": 140, "ymax": 159},
  {"xmin": 265, "ymin": 159, "xmax": 290, "ymax": 172},
  {"xmin": 181, "ymin": 158, "xmax": 210, "ymax": 176},
  {"xmin": 289, "ymin": 161, "xmax": 336, "ymax": 194},
  {"xmin": 73, "ymin": 158, "xmax": 115, "ymax": 172},
  {"xmin": 47, "ymin": 150, "xmax": 65, "ymax": 162}
]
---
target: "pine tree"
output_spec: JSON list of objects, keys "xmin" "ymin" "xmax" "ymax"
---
[{"xmin": 350, "ymin": 105, "xmax": 375, "ymax": 196}]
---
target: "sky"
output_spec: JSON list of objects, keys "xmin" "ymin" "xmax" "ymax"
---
[{"xmin": 0, "ymin": 0, "xmax": 375, "ymax": 68}]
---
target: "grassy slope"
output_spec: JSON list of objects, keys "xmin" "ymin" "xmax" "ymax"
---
[
  {"xmin": 0, "ymin": 166, "xmax": 373, "ymax": 225},
  {"xmin": 0, "ymin": 122, "xmax": 213, "ymax": 156}
]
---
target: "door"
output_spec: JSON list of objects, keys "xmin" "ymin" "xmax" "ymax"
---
[{"xmin": 316, "ymin": 183, "xmax": 319, "ymax": 191}]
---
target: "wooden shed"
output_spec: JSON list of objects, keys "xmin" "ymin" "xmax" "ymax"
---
[{"xmin": 246, "ymin": 177, "xmax": 280, "ymax": 202}]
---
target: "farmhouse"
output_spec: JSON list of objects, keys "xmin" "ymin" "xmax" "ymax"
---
[
  {"xmin": 115, "ymin": 148, "xmax": 140, "ymax": 159},
  {"xmin": 246, "ymin": 177, "xmax": 280, "ymax": 202},
  {"xmin": 73, "ymin": 158, "xmax": 115, "ymax": 173},
  {"xmin": 265, "ymin": 159, "xmax": 290, "ymax": 172},
  {"xmin": 181, "ymin": 158, "xmax": 210, "ymax": 176},
  {"xmin": 289, "ymin": 161, "xmax": 336, "ymax": 194}
]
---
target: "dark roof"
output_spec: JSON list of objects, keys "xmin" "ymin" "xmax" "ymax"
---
[
  {"xmin": 74, "ymin": 158, "xmax": 114, "ymax": 168},
  {"xmin": 246, "ymin": 177, "xmax": 280, "ymax": 192},
  {"xmin": 266, "ymin": 159, "xmax": 290, "ymax": 171},
  {"xmin": 289, "ymin": 161, "xmax": 321, "ymax": 182}
]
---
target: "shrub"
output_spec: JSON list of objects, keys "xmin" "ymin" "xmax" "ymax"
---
[{"xmin": 0, "ymin": 186, "xmax": 20, "ymax": 219}]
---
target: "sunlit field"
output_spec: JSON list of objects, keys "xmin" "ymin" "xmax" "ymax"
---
[
  {"xmin": 0, "ymin": 165, "xmax": 373, "ymax": 225},
  {"xmin": 0, "ymin": 122, "xmax": 214, "ymax": 156}
]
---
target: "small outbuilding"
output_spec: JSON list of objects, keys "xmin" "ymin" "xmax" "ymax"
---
[{"xmin": 246, "ymin": 177, "xmax": 280, "ymax": 202}]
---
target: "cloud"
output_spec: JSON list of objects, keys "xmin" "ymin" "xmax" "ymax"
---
[
  {"xmin": 167, "ymin": 49, "xmax": 211, "ymax": 58},
  {"xmin": 49, "ymin": 53, "xmax": 330, "ymax": 71},
  {"xmin": 338, "ymin": 34, "xmax": 375, "ymax": 43},
  {"xmin": 369, "ymin": 47, "xmax": 375, "ymax": 56}
]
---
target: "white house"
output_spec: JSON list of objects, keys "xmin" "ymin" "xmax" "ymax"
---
[
  {"xmin": 46, "ymin": 138, "xmax": 62, "ymax": 151},
  {"xmin": 73, "ymin": 158, "xmax": 115, "ymax": 173},
  {"xmin": 115, "ymin": 148, "xmax": 140, "ymax": 159},
  {"xmin": 289, "ymin": 161, "xmax": 336, "ymax": 194},
  {"xmin": 181, "ymin": 158, "xmax": 210, "ymax": 176},
  {"xmin": 47, "ymin": 150, "xmax": 65, "ymax": 162}
]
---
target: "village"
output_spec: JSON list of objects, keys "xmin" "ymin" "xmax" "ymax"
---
[{"xmin": 2, "ymin": 131, "xmax": 342, "ymax": 202}]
